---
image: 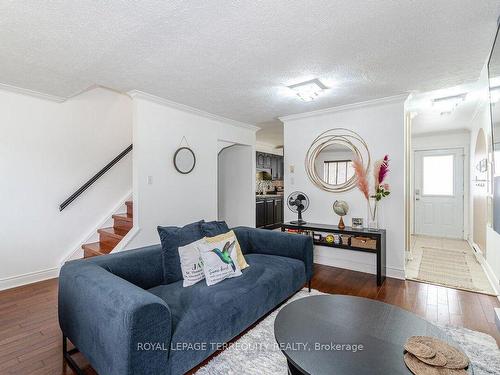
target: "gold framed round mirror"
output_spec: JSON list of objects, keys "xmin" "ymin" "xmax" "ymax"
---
[{"xmin": 305, "ymin": 128, "xmax": 370, "ymax": 192}]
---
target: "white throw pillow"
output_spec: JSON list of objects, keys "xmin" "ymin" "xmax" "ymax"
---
[
  {"xmin": 198, "ymin": 236, "xmax": 242, "ymax": 286},
  {"xmin": 178, "ymin": 238, "xmax": 206, "ymax": 287}
]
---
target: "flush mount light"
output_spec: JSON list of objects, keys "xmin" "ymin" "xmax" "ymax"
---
[
  {"xmin": 287, "ymin": 79, "xmax": 328, "ymax": 102},
  {"xmin": 432, "ymin": 93, "xmax": 466, "ymax": 114}
]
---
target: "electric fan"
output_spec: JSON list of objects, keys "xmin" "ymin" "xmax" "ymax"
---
[{"xmin": 287, "ymin": 191, "xmax": 309, "ymax": 225}]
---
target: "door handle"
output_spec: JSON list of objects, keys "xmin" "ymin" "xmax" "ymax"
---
[{"xmin": 415, "ymin": 198, "xmax": 420, "ymax": 201}]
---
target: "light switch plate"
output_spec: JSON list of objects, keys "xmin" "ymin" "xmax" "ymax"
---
[
  {"xmin": 147, "ymin": 176, "xmax": 153, "ymax": 185},
  {"xmin": 289, "ymin": 165, "xmax": 295, "ymax": 173}
]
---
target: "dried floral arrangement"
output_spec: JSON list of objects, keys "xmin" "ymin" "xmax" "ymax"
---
[{"xmin": 352, "ymin": 155, "xmax": 390, "ymax": 229}]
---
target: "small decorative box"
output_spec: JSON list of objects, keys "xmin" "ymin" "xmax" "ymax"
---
[{"xmin": 351, "ymin": 236, "xmax": 377, "ymax": 250}]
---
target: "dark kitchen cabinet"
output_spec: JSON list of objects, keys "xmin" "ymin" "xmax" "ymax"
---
[
  {"xmin": 265, "ymin": 200, "xmax": 275, "ymax": 226},
  {"xmin": 274, "ymin": 198, "xmax": 283, "ymax": 224},
  {"xmin": 256, "ymin": 197, "xmax": 284, "ymax": 229},
  {"xmin": 264, "ymin": 154, "xmax": 272, "ymax": 168},
  {"xmin": 256, "ymin": 200, "xmax": 265, "ymax": 228},
  {"xmin": 256, "ymin": 152, "xmax": 284, "ymax": 180},
  {"xmin": 276, "ymin": 156, "xmax": 285, "ymax": 180},
  {"xmin": 271, "ymin": 156, "xmax": 279, "ymax": 179},
  {"xmin": 256, "ymin": 152, "xmax": 265, "ymax": 168}
]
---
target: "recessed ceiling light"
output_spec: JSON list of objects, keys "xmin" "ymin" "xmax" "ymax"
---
[{"xmin": 287, "ymin": 79, "xmax": 328, "ymax": 102}]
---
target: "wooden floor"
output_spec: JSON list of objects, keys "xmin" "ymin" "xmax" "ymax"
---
[{"xmin": 0, "ymin": 264, "xmax": 498, "ymax": 374}]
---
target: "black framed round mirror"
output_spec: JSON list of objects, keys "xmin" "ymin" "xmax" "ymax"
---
[{"xmin": 173, "ymin": 147, "xmax": 196, "ymax": 174}]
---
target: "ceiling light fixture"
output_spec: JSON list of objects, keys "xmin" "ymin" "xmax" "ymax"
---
[
  {"xmin": 287, "ymin": 79, "xmax": 328, "ymax": 102},
  {"xmin": 431, "ymin": 93, "xmax": 466, "ymax": 115}
]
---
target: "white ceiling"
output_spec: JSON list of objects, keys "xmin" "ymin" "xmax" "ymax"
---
[
  {"xmin": 1, "ymin": 1, "xmax": 499, "ymax": 127},
  {"xmin": 256, "ymin": 120, "xmax": 284, "ymax": 147}
]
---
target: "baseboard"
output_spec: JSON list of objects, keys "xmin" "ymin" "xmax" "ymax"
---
[
  {"xmin": 472, "ymin": 245, "xmax": 500, "ymax": 298},
  {"xmin": 314, "ymin": 253, "xmax": 405, "ymax": 280},
  {"xmin": 113, "ymin": 226, "xmax": 140, "ymax": 252},
  {"xmin": 0, "ymin": 267, "xmax": 59, "ymax": 291},
  {"xmin": 468, "ymin": 239, "xmax": 484, "ymax": 257}
]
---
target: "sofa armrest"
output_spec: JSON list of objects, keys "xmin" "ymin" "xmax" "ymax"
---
[
  {"xmin": 233, "ymin": 226, "xmax": 314, "ymax": 281},
  {"xmin": 87, "ymin": 244, "xmax": 164, "ymax": 289},
  {"xmin": 58, "ymin": 262, "xmax": 172, "ymax": 375}
]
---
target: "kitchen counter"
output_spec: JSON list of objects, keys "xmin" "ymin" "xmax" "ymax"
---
[{"xmin": 256, "ymin": 194, "xmax": 284, "ymax": 200}]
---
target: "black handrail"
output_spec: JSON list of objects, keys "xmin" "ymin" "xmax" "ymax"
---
[{"xmin": 59, "ymin": 144, "xmax": 133, "ymax": 211}]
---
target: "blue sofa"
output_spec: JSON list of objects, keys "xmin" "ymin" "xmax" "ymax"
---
[{"xmin": 58, "ymin": 226, "xmax": 313, "ymax": 375}]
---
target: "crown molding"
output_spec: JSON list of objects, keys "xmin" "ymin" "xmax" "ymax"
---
[
  {"xmin": 64, "ymin": 84, "xmax": 127, "ymax": 100},
  {"xmin": 0, "ymin": 82, "xmax": 66, "ymax": 102},
  {"xmin": 279, "ymin": 93, "xmax": 409, "ymax": 122},
  {"xmin": 128, "ymin": 90, "xmax": 260, "ymax": 132}
]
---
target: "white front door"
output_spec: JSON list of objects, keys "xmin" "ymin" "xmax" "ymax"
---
[{"xmin": 414, "ymin": 148, "xmax": 464, "ymax": 238}]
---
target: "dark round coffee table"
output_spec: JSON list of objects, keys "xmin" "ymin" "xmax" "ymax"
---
[{"xmin": 274, "ymin": 295, "xmax": 473, "ymax": 375}]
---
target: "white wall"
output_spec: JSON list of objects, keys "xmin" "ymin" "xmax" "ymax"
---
[
  {"xmin": 218, "ymin": 144, "xmax": 255, "ymax": 227},
  {"xmin": 468, "ymin": 64, "xmax": 500, "ymax": 289},
  {"xmin": 411, "ymin": 130, "xmax": 470, "ymax": 238},
  {"xmin": 282, "ymin": 97, "xmax": 407, "ymax": 279},
  {"xmin": 126, "ymin": 92, "xmax": 256, "ymax": 248},
  {"xmin": 0, "ymin": 87, "xmax": 132, "ymax": 289}
]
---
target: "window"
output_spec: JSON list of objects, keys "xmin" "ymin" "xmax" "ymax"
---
[
  {"xmin": 324, "ymin": 160, "xmax": 354, "ymax": 185},
  {"xmin": 422, "ymin": 154, "xmax": 454, "ymax": 196}
]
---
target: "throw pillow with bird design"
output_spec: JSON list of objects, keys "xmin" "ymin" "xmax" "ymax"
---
[
  {"xmin": 198, "ymin": 237, "xmax": 242, "ymax": 286},
  {"xmin": 204, "ymin": 230, "xmax": 249, "ymax": 270}
]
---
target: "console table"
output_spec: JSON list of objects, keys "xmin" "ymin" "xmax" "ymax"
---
[{"xmin": 281, "ymin": 222, "xmax": 386, "ymax": 286}]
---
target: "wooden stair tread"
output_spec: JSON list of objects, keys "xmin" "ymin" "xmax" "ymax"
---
[
  {"xmin": 97, "ymin": 226, "xmax": 128, "ymax": 239},
  {"xmin": 82, "ymin": 241, "xmax": 114, "ymax": 256},
  {"xmin": 112, "ymin": 213, "xmax": 132, "ymax": 222},
  {"xmin": 83, "ymin": 203, "xmax": 133, "ymax": 258}
]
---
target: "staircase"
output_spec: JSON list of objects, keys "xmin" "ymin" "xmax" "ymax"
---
[{"xmin": 82, "ymin": 200, "xmax": 133, "ymax": 258}]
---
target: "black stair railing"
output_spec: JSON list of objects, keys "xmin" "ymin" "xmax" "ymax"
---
[{"xmin": 59, "ymin": 144, "xmax": 133, "ymax": 211}]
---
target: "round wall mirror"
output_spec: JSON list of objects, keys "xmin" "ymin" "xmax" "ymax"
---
[
  {"xmin": 173, "ymin": 147, "xmax": 196, "ymax": 174},
  {"xmin": 305, "ymin": 128, "xmax": 370, "ymax": 192}
]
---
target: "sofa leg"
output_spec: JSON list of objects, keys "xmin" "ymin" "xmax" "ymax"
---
[
  {"xmin": 308, "ymin": 280, "xmax": 311, "ymax": 292},
  {"xmin": 62, "ymin": 336, "xmax": 85, "ymax": 375}
]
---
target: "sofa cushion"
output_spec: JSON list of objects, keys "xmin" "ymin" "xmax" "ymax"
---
[
  {"xmin": 157, "ymin": 221, "xmax": 205, "ymax": 284},
  {"xmin": 147, "ymin": 253, "xmax": 306, "ymax": 375},
  {"xmin": 200, "ymin": 220, "xmax": 229, "ymax": 237}
]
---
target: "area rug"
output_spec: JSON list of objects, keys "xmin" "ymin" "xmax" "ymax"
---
[
  {"xmin": 194, "ymin": 289, "xmax": 500, "ymax": 375},
  {"xmin": 414, "ymin": 246, "xmax": 496, "ymax": 295}
]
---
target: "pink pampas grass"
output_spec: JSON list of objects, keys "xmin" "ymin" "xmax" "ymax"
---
[{"xmin": 352, "ymin": 158, "xmax": 369, "ymax": 200}]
